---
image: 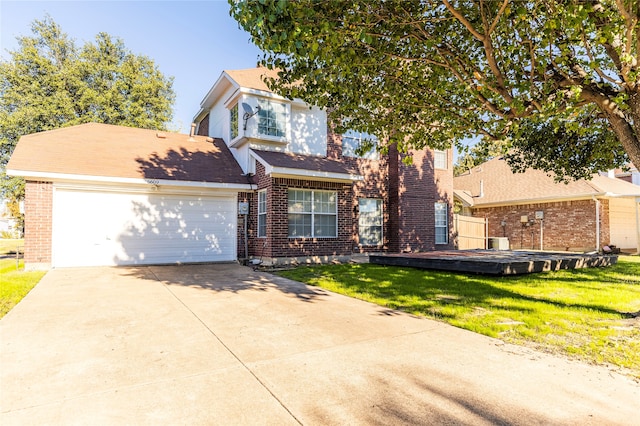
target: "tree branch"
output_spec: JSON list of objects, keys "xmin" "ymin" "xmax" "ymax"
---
[{"xmin": 442, "ymin": 0, "xmax": 485, "ymax": 41}]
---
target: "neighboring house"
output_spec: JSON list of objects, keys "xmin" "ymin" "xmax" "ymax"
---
[
  {"xmin": 8, "ymin": 67, "xmax": 453, "ymax": 269},
  {"xmin": 0, "ymin": 198, "xmax": 18, "ymax": 236},
  {"xmin": 454, "ymin": 156, "xmax": 640, "ymax": 253},
  {"xmin": 602, "ymin": 164, "xmax": 640, "ymax": 185}
]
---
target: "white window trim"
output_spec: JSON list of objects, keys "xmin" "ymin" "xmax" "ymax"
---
[
  {"xmin": 257, "ymin": 98, "xmax": 287, "ymax": 138},
  {"xmin": 358, "ymin": 198, "xmax": 383, "ymax": 246},
  {"xmin": 230, "ymin": 103, "xmax": 239, "ymax": 141},
  {"xmin": 435, "ymin": 202, "xmax": 448, "ymax": 244},
  {"xmin": 342, "ymin": 130, "xmax": 379, "ymax": 160},
  {"xmin": 434, "ymin": 150, "xmax": 447, "ymax": 170},
  {"xmin": 257, "ymin": 190, "xmax": 267, "ymax": 238},
  {"xmin": 288, "ymin": 189, "xmax": 338, "ymax": 238}
]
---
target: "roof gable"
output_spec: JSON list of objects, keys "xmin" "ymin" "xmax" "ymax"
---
[
  {"xmin": 224, "ymin": 67, "xmax": 280, "ymax": 93},
  {"xmin": 7, "ymin": 123, "xmax": 247, "ymax": 185}
]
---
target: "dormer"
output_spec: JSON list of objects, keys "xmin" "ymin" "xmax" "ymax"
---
[{"xmin": 193, "ymin": 68, "xmax": 327, "ymax": 173}]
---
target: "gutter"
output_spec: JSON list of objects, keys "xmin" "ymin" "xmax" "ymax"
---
[{"xmin": 6, "ymin": 169, "xmax": 254, "ymax": 191}]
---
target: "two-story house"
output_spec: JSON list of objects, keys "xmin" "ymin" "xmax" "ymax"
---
[
  {"xmin": 193, "ymin": 68, "xmax": 454, "ymax": 263},
  {"xmin": 7, "ymin": 67, "xmax": 453, "ymax": 269}
]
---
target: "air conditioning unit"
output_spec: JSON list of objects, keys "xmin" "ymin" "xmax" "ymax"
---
[{"xmin": 489, "ymin": 237, "xmax": 510, "ymax": 250}]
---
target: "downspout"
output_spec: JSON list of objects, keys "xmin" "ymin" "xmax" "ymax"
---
[{"xmin": 593, "ymin": 196, "xmax": 600, "ymax": 251}]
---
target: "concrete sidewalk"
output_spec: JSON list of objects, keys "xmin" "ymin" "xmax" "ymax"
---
[{"xmin": 1, "ymin": 264, "xmax": 638, "ymax": 425}]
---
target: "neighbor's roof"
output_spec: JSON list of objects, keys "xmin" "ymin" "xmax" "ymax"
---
[
  {"xmin": 7, "ymin": 123, "xmax": 249, "ymax": 186},
  {"xmin": 453, "ymin": 156, "xmax": 640, "ymax": 207},
  {"xmin": 251, "ymin": 149, "xmax": 363, "ymax": 182}
]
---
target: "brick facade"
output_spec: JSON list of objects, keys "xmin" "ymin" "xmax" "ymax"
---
[
  {"xmin": 236, "ymin": 126, "xmax": 454, "ymax": 261},
  {"xmin": 187, "ymin": 97, "xmax": 455, "ymax": 262},
  {"xmin": 23, "ymin": 181, "xmax": 53, "ymax": 268},
  {"xmin": 471, "ymin": 199, "xmax": 611, "ymax": 252}
]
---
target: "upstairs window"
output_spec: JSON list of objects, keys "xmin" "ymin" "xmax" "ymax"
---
[
  {"xmin": 342, "ymin": 130, "xmax": 379, "ymax": 160},
  {"xmin": 230, "ymin": 103, "xmax": 239, "ymax": 140},
  {"xmin": 288, "ymin": 189, "xmax": 337, "ymax": 238},
  {"xmin": 258, "ymin": 99, "xmax": 286, "ymax": 137},
  {"xmin": 434, "ymin": 150, "xmax": 447, "ymax": 169}
]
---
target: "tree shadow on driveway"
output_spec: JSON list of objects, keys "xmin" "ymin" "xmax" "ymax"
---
[{"xmin": 120, "ymin": 263, "xmax": 328, "ymax": 303}]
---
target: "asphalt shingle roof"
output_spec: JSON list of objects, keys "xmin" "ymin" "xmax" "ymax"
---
[
  {"xmin": 453, "ymin": 156, "xmax": 640, "ymax": 206},
  {"xmin": 7, "ymin": 123, "xmax": 247, "ymax": 184},
  {"xmin": 251, "ymin": 149, "xmax": 358, "ymax": 175}
]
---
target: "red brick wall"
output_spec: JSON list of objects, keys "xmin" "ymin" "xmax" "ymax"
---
[
  {"xmin": 434, "ymin": 148, "xmax": 455, "ymax": 249},
  {"xmin": 24, "ymin": 181, "xmax": 53, "ymax": 267},
  {"xmin": 242, "ymin": 123, "xmax": 455, "ymax": 260},
  {"xmin": 196, "ymin": 113, "xmax": 210, "ymax": 136},
  {"xmin": 394, "ymin": 148, "xmax": 455, "ymax": 252},
  {"xmin": 329, "ymin": 125, "xmax": 455, "ymax": 253},
  {"xmin": 472, "ymin": 199, "xmax": 610, "ymax": 251},
  {"xmin": 268, "ymin": 178, "xmax": 353, "ymax": 258}
]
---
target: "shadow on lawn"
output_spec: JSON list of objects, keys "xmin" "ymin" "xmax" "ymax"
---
[{"xmin": 294, "ymin": 263, "xmax": 639, "ymax": 318}]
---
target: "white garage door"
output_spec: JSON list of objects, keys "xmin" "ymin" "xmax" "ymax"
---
[
  {"xmin": 52, "ymin": 188, "xmax": 237, "ymax": 267},
  {"xmin": 609, "ymin": 198, "xmax": 638, "ymax": 250}
]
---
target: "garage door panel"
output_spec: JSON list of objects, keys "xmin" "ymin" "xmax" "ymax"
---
[
  {"xmin": 609, "ymin": 198, "xmax": 638, "ymax": 250},
  {"xmin": 53, "ymin": 189, "xmax": 237, "ymax": 267}
]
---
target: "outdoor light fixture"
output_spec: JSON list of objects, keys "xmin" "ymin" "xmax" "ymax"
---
[{"xmin": 242, "ymin": 103, "xmax": 261, "ymax": 130}]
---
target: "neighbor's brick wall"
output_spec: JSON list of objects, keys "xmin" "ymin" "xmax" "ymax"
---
[
  {"xmin": 24, "ymin": 181, "xmax": 53, "ymax": 267},
  {"xmin": 472, "ymin": 199, "xmax": 611, "ymax": 251}
]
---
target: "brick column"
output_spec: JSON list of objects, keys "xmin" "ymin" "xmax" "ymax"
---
[{"xmin": 24, "ymin": 181, "xmax": 53, "ymax": 269}]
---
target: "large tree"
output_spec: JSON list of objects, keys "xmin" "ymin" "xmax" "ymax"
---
[
  {"xmin": 230, "ymin": 0, "xmax": 638, "ymax": 180},
  {"xmin": 0, "ymin": 16, "xmax": 175, "ymax": 200}
]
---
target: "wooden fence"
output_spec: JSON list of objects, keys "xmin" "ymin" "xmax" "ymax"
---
[{"xmin": 453, "ymin": 214, "xmax": 487, "ymax": 250}]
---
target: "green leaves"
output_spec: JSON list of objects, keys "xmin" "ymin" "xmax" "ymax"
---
[
  {"xmin": 0, "ymin": 16, "xmax": 175, "ymax": 200},
  {"xmin": 230, "ymin": 0, "xmax": 639, "ymax": 178}
]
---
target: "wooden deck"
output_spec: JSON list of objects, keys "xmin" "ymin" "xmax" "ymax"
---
[{"xmin": 369, "ymin": 250, "xmax": 618, "ymax": 276}]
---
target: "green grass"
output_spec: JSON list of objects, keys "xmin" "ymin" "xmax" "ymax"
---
[
  {"xmin": 276, "ymin": 256, "xmax": 640, "ymax": 378},
  {"xmin": 0, "ymin": 238, "xmax": 23, "ymax": 255},
  {"xmin": 0, "ymin": 258, "xmax": 47, "ymax": 318}
]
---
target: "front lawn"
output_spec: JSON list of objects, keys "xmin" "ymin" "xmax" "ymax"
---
[
  {"xmin": 0, "ymin": 258, "xmax": 47, "ymax": 318},
  {"xmin": 276, "ymin": 256, "xmax": 640, "ymax": 379}
]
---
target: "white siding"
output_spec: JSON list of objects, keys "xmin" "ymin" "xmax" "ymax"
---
[
  {"xmin": 208, "ymin": 85, "xmax": 238, "ymax": 140},
  {"xmin": 52, "ymin": 188, "xmax": 237, "ymax": 267},
  {"xmin": 288, "ymin": 105, "xmax": 327, "ymax": 156},
  {"xmin": 609, "ymin": 197, "xmax": 638, "ymax": 250}
]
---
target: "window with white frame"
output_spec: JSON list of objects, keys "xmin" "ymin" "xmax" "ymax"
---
[
  {"xmin": 342, "ymin": 130, "xmax": 379, "ymax": 160},
  {"xmin": 288, "ymin": 189, "xmax": 337, "ymax": 238},
  {"xmin": 434, "ymin": 202, "xmax": 448, "ymax": 244},
  {"xmin": 258, "ymin": 99, "xmax": 286, "ymax": 137},
  {"xmin": 230, "ymin": 103, "xmax": 239, "ymax": 140},
  {"xmin": 257, "ymin": 190, "xmax": 267, "ymax": 237},
  {"xmin": 358, "ymin": 198, "xmax": 383, "ymax": 246},
  {"xmin": 434, "ymin": 149, "xmax": 447, "ymax": 169}
]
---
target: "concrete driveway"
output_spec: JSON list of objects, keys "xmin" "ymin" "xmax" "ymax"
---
[{"xmin": 1, "ymin": 264, "xmax": 638, "ymax": 425}]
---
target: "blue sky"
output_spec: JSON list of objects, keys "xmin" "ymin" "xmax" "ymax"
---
[{"xmin": 0, "ymin": 0, "xmax": 263, "ymax": 133}]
